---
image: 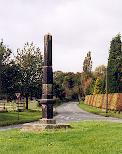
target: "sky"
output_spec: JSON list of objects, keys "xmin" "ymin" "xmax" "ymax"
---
[{"xmin": 0, "ymin": 0, "xmax": 122, "ymax": 73}]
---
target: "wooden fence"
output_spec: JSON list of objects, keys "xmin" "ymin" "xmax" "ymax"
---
[
  {"xmin": 0, "ymin": 100, "xmax": 25, "ymax": 112},
  {"xmin": 85, "ymin": 93, "xmax": 122, "ymax": 111}
]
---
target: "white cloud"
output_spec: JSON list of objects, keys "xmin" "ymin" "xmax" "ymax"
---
[{"xmin": 0, "ymin": 0, "xmax": 122, "ymax": 72}]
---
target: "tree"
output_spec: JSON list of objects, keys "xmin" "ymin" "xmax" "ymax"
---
[
  {"xmin": 83, "ymin": 51, "xmax": 92, "ymax": 73},
  {"xmin": 85, "ymin": 79, "xmax": 95, "ymax": 95},
  {"xmin": 93, "ymin": 78, "xmax": 103, "ymax": 94},
  {"xmin": 81, "ymin": 51, "xmax": 93, "ymax": 96},
  {"xmin": 94, "ymin": 65, "xmax": 106, "ymax": 78},
  {"xmin": 53, "ymin": 71, "xmax": 65, "ymax": 100},
  {"xmin": 63, "ymin": 73, "xmax": 75, "ymax": 89},
  {"xmin": 2, "ymin": 61, "xmax": 22, "ymax": 100},
  {"xmin": 93, "ymin": 65, "xmax": 106, "ymax": 94},
  {"xmin": 63, "ymin": 72, "xmax": 76, "ymax": 100},
  {"xmin": 53, "ymin": 83, "xmax": 65, "ymax": 100},
  {"xmin": 15, "ymin": 42, "xmax": 43, "ymax": 109},
  {"xmin": 74, "ymin": 72, "xmax": 82, "ymax": 100},
  {"xmin": 53, "ymin": 71, "xmax": 82, "ymax": 101},
  {"xmin": 0, "ymin": 40, "xmax": 11, "ymax": 99},
  {"xmin": 108, "ymin": 34, "xmax": 122, "ymax": 93}
]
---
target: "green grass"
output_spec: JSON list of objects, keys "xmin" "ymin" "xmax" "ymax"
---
[
  {"xmin": 79, "ymin": 102, "xmax": 122, "ymax": 119},
  {"xmin": 0, "ymin": 110, "xmax": 41, "ymax": 126},
  {"xmin": 0, "ymin": 100, "xmax": 41, "ymax": 126},
  {"xmin": 0, "ymin": 121, "xmax": 122, "ymax": 154},
  {"xmin": 28, "ymin": 101, "xmax": 40, "ymax": 110}
]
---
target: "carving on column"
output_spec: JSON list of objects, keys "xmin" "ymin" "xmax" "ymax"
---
[{"xmin": 42, "ymin": 84, "xmax": 53, "ymax": 95}]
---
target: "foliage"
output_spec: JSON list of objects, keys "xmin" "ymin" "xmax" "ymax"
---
[
  {"xmin": 2, "ymin": 62, "xmax": 22, "ymax": 100},
  {"xmin": 93, "ymin": 78, "xmax": 103, "ymax": 94},
  {"xmin": 81, "ymin": 72, "xmax": 94, "ymax": 96},
  {"xmin": 81, "ymin": 52, "xmax": 93, "ymax": 96},
  {"xmin": 53, "ymin": 82, "xmax": 65, "ymax": 100},
  {"xmin": 108, "ymin": 33, "xmax": 122, "ymax": 93},
  {"xmin": 53, "ymin": 71, "xmax": 66, "ymax": 100},
  {"xmin": 83, "ymin": 51, "xmax": 92, "ymax": 73},
  {"xmin": 0, "ymin": 40, "xmax": 11, "ymax": 98},
  {"xmin": 53, "ymin": 71, "xmax": 82, "ymax": 101},
  {"xmin": 85, "ymin": 78, "xmax": 95, "ymax": 95},
  {"xmin": 15, "ymin": 42, "xmax": 43, "ymax": 109},
  {"xmin": 0, "ymin": 40, "xmax": 11, "ymax": 65},
  {"xmin": 94, "ymin": 65, "xmax": 106, "ymax": 78}
]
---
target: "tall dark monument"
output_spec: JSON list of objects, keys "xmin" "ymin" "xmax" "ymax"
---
[
  {"xmin": 21, "ymin": 34, "xmax": 71, "ymax": 131},
  {"xmin": 41, "ymin": 33, "xmax": 54, "ymax": 119}
]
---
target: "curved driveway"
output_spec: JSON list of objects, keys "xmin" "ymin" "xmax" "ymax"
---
[{"xmin": 54, "ymin": 102, "xmax": 122, "ymax": 123}]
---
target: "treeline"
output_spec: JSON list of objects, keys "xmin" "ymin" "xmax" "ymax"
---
[
  {"xmin": 53, "ymin": 56, "xmax": 106, "ymax": 101},
  {"xmin": 54, "ymin": 34, "xmax": 122, "ymax": 101},
  {"xmin": 0, "ymin": 41, "xmax": 43, "ymax": 109},
  {"xmin": 82, "ymin": 33, "xmax": 122, "ymax": 96},
  {"xmin": 0, "ymin": 34, "xmax": 122, "ymax": 106},
  {"xmin": 53, "ymin": 71, "xmax": 81, "ymax": 101}
]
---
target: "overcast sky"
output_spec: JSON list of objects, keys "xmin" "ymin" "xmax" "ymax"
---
[{"xmin": 0, "ymin": 0, "xmax": 122, "ymax": 72}]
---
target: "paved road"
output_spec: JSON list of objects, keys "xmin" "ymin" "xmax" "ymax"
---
[
  {"xmin": 54, "ymin": 102, "xmax": 122, "ymax": 123},
  {"xmin": 0, "ymin": 102, "xmax": 122, "ymax": 131}
]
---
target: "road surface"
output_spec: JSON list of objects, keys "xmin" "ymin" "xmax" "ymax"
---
[{"xmin": 54, "ymin": 102, "xmax": 122, "ymax": 123}]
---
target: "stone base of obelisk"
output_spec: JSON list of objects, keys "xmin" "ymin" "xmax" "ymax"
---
[{"xmin": 21, "ymin": 119, "xmax": 71, "ymax": 132}]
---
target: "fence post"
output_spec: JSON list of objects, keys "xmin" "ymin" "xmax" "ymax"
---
[{"xmin": 106, "ymin": 66, "xmax": 108, "ymax": 114}]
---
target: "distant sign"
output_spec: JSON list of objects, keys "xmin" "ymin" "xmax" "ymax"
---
[{"xmin": 15, "ymin": 93, "xmax": 21, "ymax": 99}]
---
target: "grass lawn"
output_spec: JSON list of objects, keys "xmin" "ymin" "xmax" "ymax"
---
[
  {"xmin": 79, "ymin": 102, "xmax": 122, "ymax": 119},
  {"xmin": 0, "ymin": 121, "xmax": 122, "ymax": 154},
  {"xmin": 0, "ymin": 110, "xmax": 41, "ymax": 126}
]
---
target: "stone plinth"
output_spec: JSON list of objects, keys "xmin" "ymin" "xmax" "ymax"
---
[
  {"xmin": 21, "ymin": 118, "xmax": 72, "ymax": 132},
  {"xmin": 21, "ymin": 122, "xmax": 71, "ymax": 132},
  {"xmin": 39, "ymin": 119, "xmax": 56, "ymax": 124}
]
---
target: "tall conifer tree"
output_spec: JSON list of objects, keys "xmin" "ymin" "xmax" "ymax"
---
[{"xmin": 108, "ymin": 34, "xmax": 122, "ymax": 93}]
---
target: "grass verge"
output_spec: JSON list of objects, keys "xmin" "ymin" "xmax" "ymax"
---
[
  {"xmin": 0, "ymin": 110, "xmax": 41, "ymax": 126},
  {"xmin": 0, "ymin": 121, "xmax": 122, "ymax": 154},
  {"xmin": 79, "ymin": 102, "xmax": 122, "ymax": 119}
]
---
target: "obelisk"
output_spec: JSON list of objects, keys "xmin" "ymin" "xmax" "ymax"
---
[
  {"xmin": 21, "ymin": 34, "xmax": 71, "ymax": 131},
  {"xmin": 41, "ymin": 33, "xmax": 54, "ymax": 122}
]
